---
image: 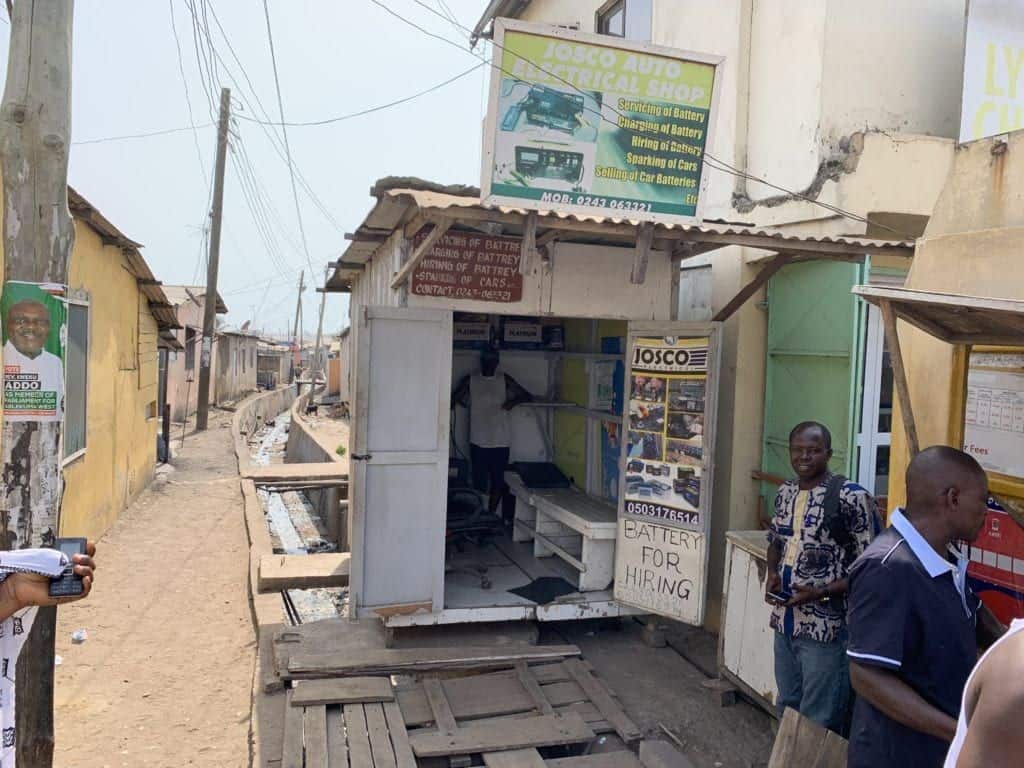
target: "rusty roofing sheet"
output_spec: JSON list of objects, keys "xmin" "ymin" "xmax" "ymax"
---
[
  {"xmin": 378, "ymin": 187, "xmax": 914, "ymax": 249},
  {"xmin": 329, "ymin": 186, "xmax": 915, "ymax": 292}
]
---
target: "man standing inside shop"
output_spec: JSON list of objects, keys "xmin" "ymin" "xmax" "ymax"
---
[
  {"xmin": 845, "ymin": 446, "xmax": 1005, "ymax": 768},
  {"xmin": 452, "ymin": 347, "xmax": 533, "ymax": 518},
  {"xmin": 765, "ymin": 421, "xmax": 880, "ymax": 734}
]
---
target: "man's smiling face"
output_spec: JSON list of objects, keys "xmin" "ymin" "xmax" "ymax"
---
[{"xmin": 7, "ymin": 301, "xmax": 50, "ymax": 358}]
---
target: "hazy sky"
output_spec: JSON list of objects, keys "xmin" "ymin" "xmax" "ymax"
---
[{"xmin": 0, "ymin": 0, "xmax": 493, "ymax": 337}]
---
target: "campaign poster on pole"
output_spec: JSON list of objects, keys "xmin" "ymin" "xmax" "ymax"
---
[
  {"xmin": 1, "ymin": 281, "xmax": 66, "ymax": 422},
  {"xmin": 614, "ymin": 326, "xmax": 720, "ymax": 625},
  {"xmin": 482, "ymin": 19, "xmax": 723, "ymax": 224}
]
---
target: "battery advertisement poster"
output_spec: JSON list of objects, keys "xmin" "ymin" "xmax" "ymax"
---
[
  {"xmin": 615, "ymin": 331, "xmax": 716, "ymax": 625},
  {"xmin": 1, "ymin": 281, "xmax": 66, "ymax": 423},
  {"xmin": 483, "ymin": 20, "xmax": 722, "ymax": 224},
  {"xmin": 623, "ymin": 336, "xmax": 709, "ymax": 530}
]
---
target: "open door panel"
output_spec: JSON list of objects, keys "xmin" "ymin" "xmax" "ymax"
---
[{"xmin": 614, "ymin": 321, "xmax": 722, "ymax": 625}]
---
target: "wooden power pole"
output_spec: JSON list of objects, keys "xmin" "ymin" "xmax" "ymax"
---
[
  {"xmin": 291, "ymin": 269, "xmax": 304, "ymax": 380},
  {"xmin": 313, "ymin": 266, "xmax": 328, "ymax": 384},
  {"xmin": 195, "ymin": 87, "xmax": 231, "ymax": 432},
  {"xmin": 0, "ymin": 2, "xmax": 75, "ymax": 765}
]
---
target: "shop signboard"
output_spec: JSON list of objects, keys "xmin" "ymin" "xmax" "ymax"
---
[
  {"xmin": 960, "ymin": 0, "xmax": 1024, "ymax": 143},
  {"xmin": 410, "ymin": 232, "xmax": 524, "ymax": 303},
  {"xmin": 615, "ymin": 324, "xmax": 720, "ymax": 624},
  {"xmin": 482, "ymin": 19, "xmax": 723, "ymax": 225},
  {"xmin": 963, "ymin": 350, "xmax": 1024, "ymax": 623}
]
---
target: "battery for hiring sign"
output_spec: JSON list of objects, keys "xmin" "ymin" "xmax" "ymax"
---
[{"xmin": 631, "ymin": 339, "xmax": 709, "ymax": 374}]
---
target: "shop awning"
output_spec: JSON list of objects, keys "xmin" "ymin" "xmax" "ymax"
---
[
  {"xmin": 853, "ymin": 286, "xmax": 1024, "ymax": 346},
  {"xmin": 328, "ymin": 179, "xmax": 915, "ymax": 297},
  {"xmin": 852, "ymin": 284, "xmax": 1024, "ymax": 459}
]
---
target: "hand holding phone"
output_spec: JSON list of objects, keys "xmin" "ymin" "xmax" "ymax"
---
[{"xmin": 48, "ymin": 538, "xmax": 87, "ymax": 598}]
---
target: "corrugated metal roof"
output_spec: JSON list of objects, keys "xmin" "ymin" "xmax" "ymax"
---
[
  {"xmin": 162, "ymin": 285, "xmax": 229, "ymax": 314},
  {"xmin": 328, "ymin": 185, "xmax": 915, "ymax": 291}
]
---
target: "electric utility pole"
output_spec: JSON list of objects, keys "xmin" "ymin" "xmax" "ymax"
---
[
  {"xmin": 0, "ymin": 2, "xmax": 75, "ymax": 765},
  {"xmin": 195, "ymin": 87, "xmax": 231, "ymax": 431},
  {"xmin": 313, "ymin": 265, "xmax": 328, "ymax": 384},
  {"xmin": 292, "ymin": 269, "xmax": 304, "ymax": 381}
]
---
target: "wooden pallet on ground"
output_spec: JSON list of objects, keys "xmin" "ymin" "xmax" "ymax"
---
[
  {"xmin": 282, "ymin": 698, "xmax": 415, "ymax": 768},
  {"xmin": 397, "ymin": 660, "xmax": 641, "ymax": 744}
]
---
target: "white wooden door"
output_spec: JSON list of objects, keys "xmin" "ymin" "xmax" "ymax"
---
[
  {"xmin": 614, "ymin": 321, "xmax": 722, "ymax": 625},
  {"xmin": 349, "ymin": 306, "xmax": 452, "ymax": 618}
]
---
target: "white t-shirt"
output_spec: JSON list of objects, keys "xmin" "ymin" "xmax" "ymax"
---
[
  {"xmin": 469, "ymin": 372, "xmax": 510, "ymax": 448},
  {"xmin": 2, "ymin": 341, "xmax": 63, "ymax": 422},
  {"xmin": 0, "ymin": 549, "xmax": 69, "ymax": 768}
]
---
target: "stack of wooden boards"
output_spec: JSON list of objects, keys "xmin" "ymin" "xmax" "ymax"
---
[{"xmin": 275, "ymin": 638, "xmax": 646, "ymax": 767}]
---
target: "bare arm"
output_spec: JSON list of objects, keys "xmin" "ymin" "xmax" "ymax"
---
[
  {"xmin": 502, "ymin": 374, "xmax": 533, "ymax": 410},
  {"xmin": 955, "ymin": 640, "xmax": 1024, "ymax": 767},
  {"xmin": 451, "ymin": 375, "xmax": 470, "ymax": 408},
  {"xmin": 849, "ymin": 662, "xmax": 957, "ymax": 743},
  {"xmin": 0, "ymin": 544, "xmax": 96, "ymax": 622}
]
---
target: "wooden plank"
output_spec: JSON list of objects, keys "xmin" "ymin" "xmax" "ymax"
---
[
  {"xmin": 288, "ymin": 644, "xmax": 580, "ymax": 679},
  {"xmin": 631, "ymin": 222, "xmax": 655, "ymax": 284},
  {"xmin": 563, "ymin": 659, "xmax": 642, "ymax": 744},
  {"xmin": 366, "ymin": 703, "xmax": 398, "ymax": 768},
  {"xmin": 548, "ymin": 752, "xmax": 644, "ymax": 768},
  {"xmin": 391, "ymin": 217, "xmax": 454, "ymax": 288},
  {"xmin": 384, "ymin": 700, "xmax": 417, "ymax": 768},
  {"xmin": 397, "ymin": 673, "xmax": 585, "ymax": 727},
  {"xmin": 259, "ymin": 553, "xmax": 352, "ymax": 592},
  {"xmin": 423, "ymin": 677, "xmax": 459, "ymax": 733},
  {"xmin": 880, "ymin": 298, "xmax": 920, "ymax": 456},
  {"xmin": 303, "ymin": 705, "xmax": 329, "ymax": 768},
  {"xmin": 517, "ymin": 662, "xmax": 554, "ymax": 715},
  {"xmin": 485, "ymin": 748, "xmax": 547, "ymax": 768},
  {"xmin": 291, "ymin": 676, "xmax": 394, "ymax": 707},
  {"xmin": 282, "ymin": 691, "xmax": 304, "ymax": 768},
  {"xmin": 768, "ymin": 707, "xmax": 847, "ymax": 768},
  {"xmin": 409, "ymin": 713, "xmax": 594, "ymax": 758},
  {"xmin": 712, "ymin": 252, "xmax": 792, "ymax": 322},
  {"xmin": 344, "ymin": 704, "xmax": 374, "ymax": 768},
  {"xmin": 326, "ymin": 707, "xmax": 348, "ymax": 768},
  {"xmin": 243, "ymin": 462, "xmax": 348, "ymax": 482},
  {"xmin": 520, "ymin": 210, "xmax": 538, "ymax": 276}
]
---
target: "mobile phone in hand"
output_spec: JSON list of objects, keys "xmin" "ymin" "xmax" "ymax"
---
[
  {"xmin": 48, "ymin": 538, "xmax": 87, "ymax": 598},
  {"xmin": 766, "ymin": 589, "xmax": 792, "ymax": 604}
]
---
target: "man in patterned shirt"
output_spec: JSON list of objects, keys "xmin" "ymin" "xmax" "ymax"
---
[{"xmin": 765, "ymin": 421, "xmax": 880, "ymax": 734}]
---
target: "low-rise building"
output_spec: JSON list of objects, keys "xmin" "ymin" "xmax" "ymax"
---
[
  {"xmin": 30, "ymin": 189, "xmax": 179, "ymax": 540},
  {"xmin": 215, "ymin": 329, "xmax": 259, "ymax": 404},
  {"xmin": 257, "ymin": 341, "xmax": 292, "ymax": 390},
  {"xmin": 162, "ymin": 285, "xmax": 227, "ymax": 422}
]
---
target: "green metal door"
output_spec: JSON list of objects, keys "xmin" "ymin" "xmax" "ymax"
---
[{"xmin": 760, "ymin": 260, "xmax": 865, "ymax": 520}]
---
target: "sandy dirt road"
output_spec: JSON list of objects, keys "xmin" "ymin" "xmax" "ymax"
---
[{"xmin": 53, "ymin": 414, "xmax": 254, "ymax": 767}]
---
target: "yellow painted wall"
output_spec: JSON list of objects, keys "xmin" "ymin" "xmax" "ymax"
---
[
  {"xmin": 60, "ymin": 220, "xmax": 159, "ymax": 540},
  {"xmin": 0, "ymin": 205, "xmax": 159, "ymax": 541},
  {"xmin": 888, "ymin": 134, "xmax": 1024, "ymax": 510}
]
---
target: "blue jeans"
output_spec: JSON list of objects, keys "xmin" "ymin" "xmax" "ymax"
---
[{"xmin": 774, "ymin": 631, "xmax": 850, "ymax": 735}]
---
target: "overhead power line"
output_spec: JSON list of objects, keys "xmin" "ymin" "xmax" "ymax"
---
[
  {"xmin": 72, "ymin": 123, "xmax": 216, "ymax": 146},
  {"xmin": 261, "ymin": 0, "xmax": 316, "ymax": 279},
  {"xmin": 382, "ymin": 0, "xmax": 913, "ymax": 239},
  {"xmin": 234, "ymin": 62, "xmax": 484, "ymax": 127}
]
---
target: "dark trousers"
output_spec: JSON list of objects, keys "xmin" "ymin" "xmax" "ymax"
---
[{"xmin": 470, "ymin": 444, "xmax": 510, "ymax": 511}]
